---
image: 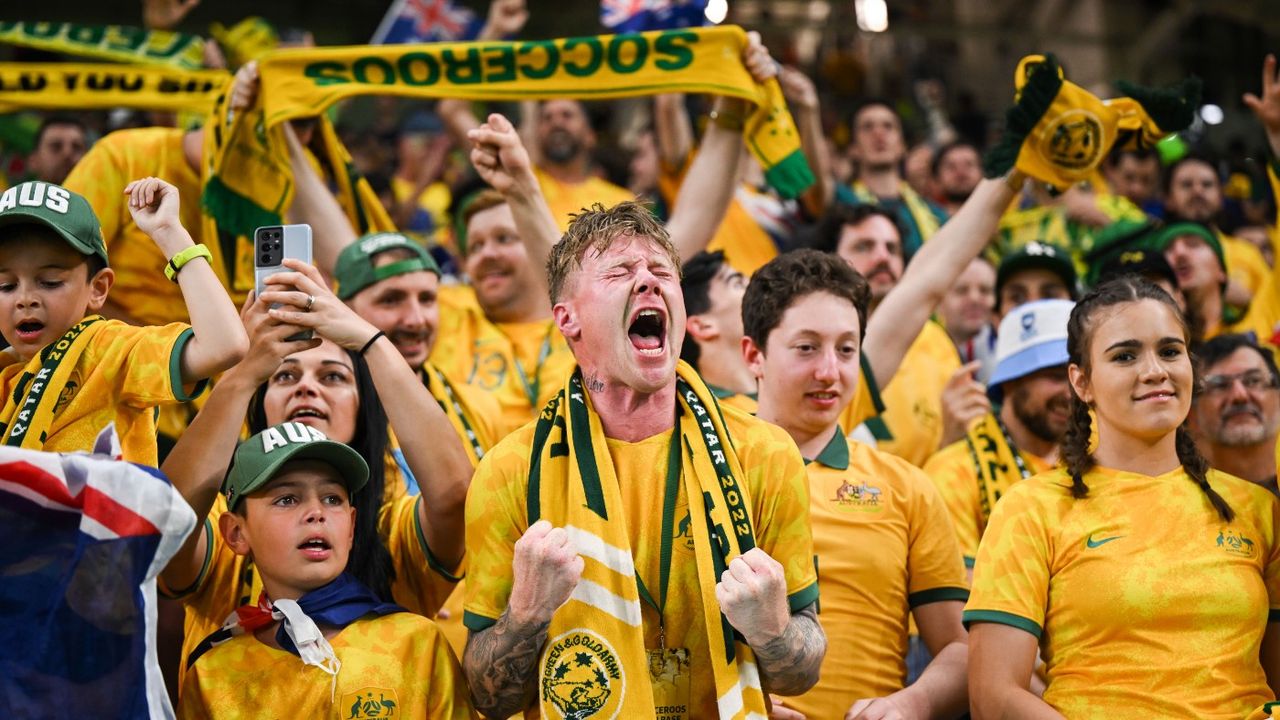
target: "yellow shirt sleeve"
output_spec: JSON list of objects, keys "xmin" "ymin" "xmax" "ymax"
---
[
  {"xmin": 905, "ymin": 466, "xmax": 970, "ymax": 602},
  {"xmin": 106, "ymin": 321, "xmax": 205, "ymax": 407},
  {"xmin": 923, "ymin": 440, "xmax": 982, "ymax": 565},
  {"xmin": 963, "ymin": 481, "xmax": 1052, "ymax": 637},
  {"xmin": 385, "ymin": 494, "xmax": 462, "ymax": 617}
]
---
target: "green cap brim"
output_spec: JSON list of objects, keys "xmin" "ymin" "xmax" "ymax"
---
[{"xmin": 225, "ymin": 439, "xmax": 369, "ymax": 509}]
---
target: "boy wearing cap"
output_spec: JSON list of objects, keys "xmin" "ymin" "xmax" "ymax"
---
[
  {"xmin": 924, "ymin": 299, "xmax": 1074, "ymax": 570},
  {"xmin": 334, "ymin": 230, "xmax": 504, "ymax": 465},
  {"xmin": 0, "ymin": 178, "xmax": 246, "ymax": 465},
  {"xmin": 743, "ymin": 250, "xmax": 969, "ymax": 720},
  {"xmin": 179, "ymin": 422, "xmax": 473, "ymax": 719}
]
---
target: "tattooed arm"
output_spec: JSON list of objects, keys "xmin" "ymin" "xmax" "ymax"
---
[
  {"xmin": 464, "ymin": 520, "xmax": 584, "ymax": 718},
  {"xmin": 752, "ymin": 603, "xmax": 825, "ymax": 695},
  {"xmin": 716, "ymin": 548, "xmax": 827, "ymax": 696}
]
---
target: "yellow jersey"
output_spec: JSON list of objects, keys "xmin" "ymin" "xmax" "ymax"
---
[
  {"xmin": 923, "ymin": 434, "xmax": 1054, "ymax": 565},
  {"xmin": 534, "ymin": 166, "xmax": 635, "ymax": 230},
  {"xmin": 431, "ymin": 285, "xmax": 575, "ymax": 434},
  {"xmin": 178, "ymin": 612, "xmax": 475, "ymax": 719},
  {"xmin": 0, "ymin": 320, "xmax": 200, "ymax": 466},
  {"xmin": 877, "ymin": 321, "xmax": 961, "ymax": 466},
  {"xmin": 464, "ymin": 404, "xmax": 819, "ymax": 718},
  {"xmin": 63, "ymin": 127, "xmax": 252, "ymax": 325},
  {"xmin": 790, "ymin": 430, "xmax": 968, "ymax": 718},
  {"xmin": 163, "ymin": 493, "xmax": 460, "ymax": 694},
  {"xmin": 965, "ymin": 465, "xmax": 1280, "ymax": 719}
]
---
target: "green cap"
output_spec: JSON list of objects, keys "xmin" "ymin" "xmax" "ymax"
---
[
  {"xmin": 0, "ymin": 181, "xmax": 108, "ymax": 266},
  {"xmin": 222, "ymin": 421, "xmax": 369, "ymax": 510},
  {"xmin": 333, "ymin": 232, "xmax": 440, "ymax": 300},
  {"xmin": 996, "ymin": 241, "xmax": 1078, "ymax": 302},
  {"xmin": 1152, "ymin": 221, "xmax": 1224, "ymax": 272},
  {"xmin": 1083, "ymin": 218, "xmax": 1161, "ymax": 287}
]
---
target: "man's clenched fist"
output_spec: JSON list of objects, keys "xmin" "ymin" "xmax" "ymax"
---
[
  {"xmin": 508, "ymin": 520, "xmax": 584, "ymax": 627},
  {"xmin": 715, "ymin": 547, "xmax": 790, "ymax": 647}
]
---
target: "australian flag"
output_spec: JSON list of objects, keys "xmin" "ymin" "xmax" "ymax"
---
[
  {"xmin": 601, "ymin": 0, "xmax": 710, "ymax": 32},
  {"xmin": 372, "ymin": 0, "xmax": 486, "ymax": 44},
  {"xmin": 0, "ymin": 427, "xmax": 195, "ymax": 719}
]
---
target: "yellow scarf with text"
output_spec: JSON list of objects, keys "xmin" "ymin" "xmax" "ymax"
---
[
  {"xmin": 0, "ymin": 316, "xmax": 105, "ymax": 450},
  {"xmin": 0, "ymin": 21, "xmax": 205, "ymax": 69},
  {"xmin": 527, "ymin": 362, "xmax": 767, "ymax": 719},
  {"xmin": 963, "ymin": 413, "xmax": 1027, "ymax": 528},
  {"xmin": 0, "ymin": 62, "xmax": 227, "ymax": 114}
]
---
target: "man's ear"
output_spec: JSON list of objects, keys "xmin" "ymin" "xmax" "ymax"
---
[
  {"xmin": 742, "ymin": 335, "xmax": 766, "ymax": 381},
  {"xmin": 1067, "ymin": 363, "xmax": 1093, "ymax": 406},
  {"xmin": 85, "ymin": 267, "xmax": 115, "ymax": 313},
  {"xmin": 685, "ymin": 314, "xmax": 718, "ymax": 343},
  {"xmin": 219, "ymin": 510, "xmax": 252, "ymax": 558},
  {"xmin": 554, "ymin": 302, "xmax": 580, "ymax": 342}
]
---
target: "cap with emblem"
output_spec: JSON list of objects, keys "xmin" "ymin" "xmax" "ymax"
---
[
  {"xmin": 988, "ymin": 298, "xmax": 1074, "ymax": 402},
  {"xmin": 0, "ymin": 181, "xmax": 109, "ymax": 267},
  {"xmin": 222, "ymin": 422, "xmax": 369, "ymax": 510},
  {"xmin": 996, "ymin": 242, "xmax": 1078, "ymax": 307},
  {"xmin": 334, "ymin": 232, "xmax": 440, "ymax": 300}
]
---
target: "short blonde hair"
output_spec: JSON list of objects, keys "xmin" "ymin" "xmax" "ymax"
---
[{"xmin": 546, "ymin": 201, "xmax": 680, "ymax": 303}]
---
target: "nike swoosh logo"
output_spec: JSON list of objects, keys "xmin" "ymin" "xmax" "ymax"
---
[{"xmin": 1085, "ymin": 533, "xmax": 1124, "ymax": 549}]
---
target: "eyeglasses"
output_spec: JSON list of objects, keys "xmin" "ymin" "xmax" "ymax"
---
[{"xmin": 1201, "ymin": 370, "xmax": 1280, "ymax": 396}]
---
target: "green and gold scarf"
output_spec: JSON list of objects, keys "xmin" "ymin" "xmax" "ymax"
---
[{"xmin": 0, "ymin": 316, "xmax": 104, "ymax": 449}]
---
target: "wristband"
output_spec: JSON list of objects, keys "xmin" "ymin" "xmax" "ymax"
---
[
  {"xmin": 165, "ymin": 244, "xmax": 213, "ymax": 282},
  {"xmin": 359, "ymin": 330, "xmax": 385, "ymax": 356}
]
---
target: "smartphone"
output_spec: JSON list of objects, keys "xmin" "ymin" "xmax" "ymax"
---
[{"xmin": 255, "ymin": 224, "xmax": 314, "ymax": 341}]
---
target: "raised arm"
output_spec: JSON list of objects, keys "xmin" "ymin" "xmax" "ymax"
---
[
  {"xmin": 653, "ymin": 93, "xmax": 694, "ymax": 170},
  {"xmin": 159, "ymin": 296, "xmax": 318, "ymax": 592},
  {"xmin": 779, "ymin": 66, "xmax": 834, "ymax": 218},
  {"xmin": 125, "ymin": 177, "xmax": 249, "ymax": 382},
  {"xmin": 862, "ymin": 175, "xmax": 1018, "ymax": 389},
  {"xmin": 468, "ymin": 112, "xmax": 562, "ymax": 275},
  {"xmin": 282, "ymin": 122, "xmax": 359, "ymax": 276},
  {"xmin": 261, "ymin": 259, "xmax": 473, "ymax": 568}
]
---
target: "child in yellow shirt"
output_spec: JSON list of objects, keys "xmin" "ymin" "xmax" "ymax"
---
[{"xmin": 0, "ymin": 178, "xmax": 246, "ymax": 464}]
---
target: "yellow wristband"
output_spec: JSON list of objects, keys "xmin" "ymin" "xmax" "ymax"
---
[{"xmin": 165, "ymin": 244, "xmax": 212, "ymax": 282}]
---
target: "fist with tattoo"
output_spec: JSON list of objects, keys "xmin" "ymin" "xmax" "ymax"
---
[
  {"xmin": 507, "ymin": 520, "xmax": 584, "ymax": 627},
  {"xmin": 714, "ymin": 547, "xmax": 790, "ymax": 647}
]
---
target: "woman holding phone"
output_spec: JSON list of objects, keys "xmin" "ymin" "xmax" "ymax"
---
[
  {"xmin": 158, "ymin": 258, "xmax": 472, "ymax": 684},
  {"xmin": 966, "ymin": 277, "xmax": 1280, "ymax": 719}
]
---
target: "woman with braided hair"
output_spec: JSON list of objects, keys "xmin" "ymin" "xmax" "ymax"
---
[{"xmin": 965, "ymin": 276, "xmax": 1280, "ymax": 719}]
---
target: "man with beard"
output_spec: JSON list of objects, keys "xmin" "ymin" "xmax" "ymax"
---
[
  {"xmin": 924, "ymin": 299, "xmax": 1074, "ymax": 571},
  {"xmin": 462, "ymin": 201, "xmax": 825, "ymax": 719},
  {"xmin": 841, "ymin": 101, "xmax": 949, "ymax": 259},
  {"xmin": 1191, "ymin": 334, "xmax": 1280, "ymax": 493},
  {"xmin": 931, "ymin": 141, "xmax": 983, "ymax": 217}
]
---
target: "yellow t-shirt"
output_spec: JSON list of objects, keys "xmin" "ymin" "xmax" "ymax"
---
[
  {"xmin": 390, "ymin": 175, "xmax": 452, "ymax": 245},
  {"xmin": 923, "ymin": 433, "xmax": 1054, "ymax": 565},
  {"xmin": 965, "ymin": 465, "xmax": 1280, "ymax": 719},
  {"xmin": 534, "ymin": 166, "xmax": 635, "ymax": 230},
  {"xmin": 0, "ymin": 320, "xmax": 200, "ymax": 466},
  {"xmin": 178, "ymin": 612, "xmax": 475, "ymax": 719},
  {"xmin": 463, "ymin": 404, "xmax": 819, "ymax": 718},
  {"xmin": 431, "ymin": 285, "xmax": 575, "ymax": 433},
  {"xmin": 1226, "ymin": 233, "xmax": 1270, "ymax": 299},
  {"xmin": 789, "ymin": 430, "xmax": 967, "ymax": 718},
  {"xmin": 877, "ymin": 321, "xmax": 961, "ymax": 467},
  {"xmin": 63, "ymin": 127, "xmax": 252, "ymax": 326},
  {"xmin": 164, "ymin": 493, "xmax": 459, "ymax": 694}
]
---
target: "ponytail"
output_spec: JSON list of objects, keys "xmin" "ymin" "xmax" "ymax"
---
[
  {"xmin": 1175, "ymin": 424, "xmax": 1234, "ymax": 523},
  {"xmin": 1061, "ymin": 396, "xmax": 1095, "ymax": 499}
]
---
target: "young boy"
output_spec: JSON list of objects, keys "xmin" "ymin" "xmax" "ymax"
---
[
  {"xmin": 0, "ymin": 178, "xmax": 246, "ymax": 465},
  {"xmin": 741, "ymin": 250, "xmax": 970, "ymax": 719},
  {"xmin": 178, "ymin": 422, "xmax": 474, "ymax": 718}
]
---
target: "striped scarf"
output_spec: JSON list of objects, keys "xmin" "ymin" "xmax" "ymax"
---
[
  {"xmin": 0, "ymin": 316, "xmax": 104, "ymax": 449},
  {"xmin": 527, "ymin": 362, "xmax": 767, "ymax": 719}
]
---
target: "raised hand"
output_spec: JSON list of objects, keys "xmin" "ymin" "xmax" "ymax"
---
[
  {"xmin": 778, "ymin": 66, "xmax": 819, "ymax": 112},
  {"xmin": 124, "ymin": 177, "xmax": 189, "ymax": 253},
  {"xmin": 1243, "ymin": 54, "xmax": 1280, "ymax": 155},
  {"xmin": 480, "ymin": 0, "xmax": 529, "ymax": 40},
  {"xmin": 233, "ymin": 291, "xmax": 320, "ymax": 385},
  {"xmin": 742, "ymin": 30, "xmax": 777, "ymax": 84},
  {"xmin": 467, "ymin": 112, "xmax": 537, "ymax": 196},
  {"xmin": 715, "ymin": 547, "xmax": 790, "ymax": 648},
  {"xmin": 142, "ymin": 0, "xmax": 201, "ymax": 30},
  {"xmin": 260, "ymin": 258, "xmax": 380, "ymax": 351},
  {"xmin": 939, "ymin": 360, "xmax": 990, "ymax": 447},
  {"xmin": 229, "ymin": 60, "xmax": 260, "ymax": 114},
  {"xmin": 507, "ymin": 520, "xmax": 584, "ymax": 627}
]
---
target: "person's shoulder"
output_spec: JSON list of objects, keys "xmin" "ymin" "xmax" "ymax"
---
[
  {"xmin": 347, "ymin": 611, "xmax": 444, "ymax": 645},
  {"xmin": 1207, "ymin": 469, "xmax": 1279, "ymax": 511},
  {"xmin": 91, "ymin": 126, "xmax": 183, "ymax": 155},
  {"xmin": 474, "ymin": 417, "xmax": 540, "ymax": 479},
  {"xmin": 923, "ymin": 437, "xmax": 972, "ymax": 474},
  {"xmin": 1000, "ymin": 466, "xmax": 1074, "ymax": 507},
  {"xmin": 437, "ymin": 283, "xmax": 480, "ymax": 312},
  {"xmin": 720, "ymin": 402, "xmax": 793, "ymax": 450},
  {"xmin": 848, "ymin": 439, "xmax": 934, "ymax": 490}
]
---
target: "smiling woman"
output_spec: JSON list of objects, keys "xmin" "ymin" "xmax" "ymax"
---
[{"xmin": 965, "ymin": 276, "xmax": 1280, "ymax": 719}]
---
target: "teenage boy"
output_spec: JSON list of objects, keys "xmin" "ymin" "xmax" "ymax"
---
[
  {"xmin": 0, "ymin": 178, "xmax": 246, "ymax": 465},
  {"xmin": 743, "ymin": 249, "xmax": 969, "ymax": 719},
  {"xmin": 178, "ymin": 422, "xmax": 473, "ymax": 719}
]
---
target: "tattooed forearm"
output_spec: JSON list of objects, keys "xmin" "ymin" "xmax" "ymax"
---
[
  {"xmin": 463, "ymin": 610, "xmax": 550, "ymax": 718},
  {"xmin": 752, "ymin": 604, "xmax": 826, "ymax": 696}
]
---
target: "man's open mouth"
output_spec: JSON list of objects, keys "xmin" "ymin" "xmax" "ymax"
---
[{"xmin": 628, "ymin": 308, "xmax": 667, "ymax": 356}]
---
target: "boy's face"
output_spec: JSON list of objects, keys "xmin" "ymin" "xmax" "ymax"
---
[
  {"xmin": 220, "ymin": 461, "xmax": 355, "ymax": 601},
  {"xmin": 0, "ymin": 231, "xmax": 111, "ymax": 361}
]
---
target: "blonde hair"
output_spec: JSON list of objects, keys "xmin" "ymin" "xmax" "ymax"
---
[{"xmin": 545, "ymin": 201, "xmax": 679, "ymax": 303}]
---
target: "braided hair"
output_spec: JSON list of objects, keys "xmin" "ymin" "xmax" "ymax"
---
[{"xmin": 1062, "ymin": 277, "xmax": 1234, "ymax": 522}]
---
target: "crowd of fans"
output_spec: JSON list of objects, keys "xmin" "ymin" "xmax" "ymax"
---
[{"xmin": 2, "ymin": 1, "xmax": 1280, "ymax": 718}]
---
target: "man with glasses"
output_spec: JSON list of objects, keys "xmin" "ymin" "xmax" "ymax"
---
[{"xmin": 1191, "ymin": 333, "xmax": 1280, "ymax": 493}]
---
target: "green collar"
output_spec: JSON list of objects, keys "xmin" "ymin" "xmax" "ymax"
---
[
  {"xmin": 707, "ymin": 383, "xmax": 757, "ymax": 402},
  {"xmin": 805, "ymin": 426, "xmax": 849, "ymax": 470}
]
